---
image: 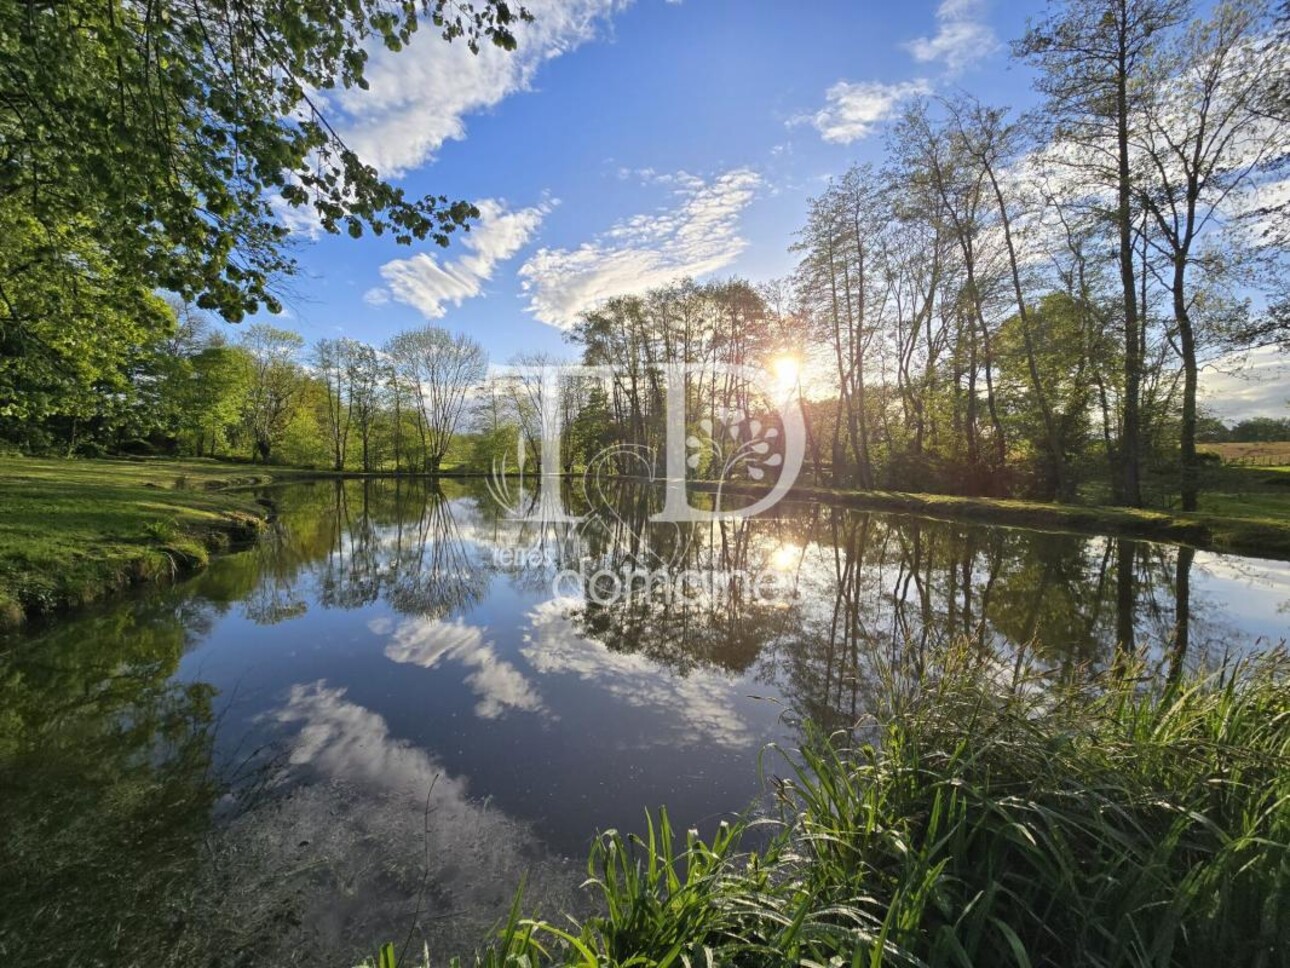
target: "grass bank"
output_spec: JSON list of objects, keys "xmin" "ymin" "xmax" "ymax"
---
[
  {"xmin": 0, "ymin": 456, "xmax": 285, "ymax": 626},
  {"xmin": 700, "ymin": 465, "xmax": 1290, "ymax": 561},
  {"xmin": 373, "ymin": 646, "xmax": 1290, "ymax": 967}
]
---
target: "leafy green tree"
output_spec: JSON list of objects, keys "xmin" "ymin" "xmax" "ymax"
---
[
  {"xmin": 1230, "ymin": 416, "xmax": 1290, "ymax": 441},
  {"xmin": 1195, "ymin": 414, "xmax": 1231, "ymax": 443},
  {"xmin": 0, "ymin": 203, "xmax": 173, "ymax": 454},
  {"xmin": 568, "ymin": 384, "xmax": 615, "ymax": 469},
  {"xmin": 996, "ymin": 293, "xmax": 1105, "ymax": 498},
  {"xmin": 240, "ymin": 325, "xmax": 305, "ymax": 462},
  {"xmin": 174, "ymin": 346, "xmax": 254, "ymax": 457},
  {"xmin": 0, "ymin": 0, "xmax": 528, "ymax": 322}
]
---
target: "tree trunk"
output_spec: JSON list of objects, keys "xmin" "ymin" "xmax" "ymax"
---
[
  {"xmin": 1115, "ymin": 538, "xmax": 1136, "ymax": 666},
  {"xmin": 1115, "ymin": 11, "xmax": 1143, "ymax": 507},
  {"xmin": 1168, "ymin": 545, "xmax": 1194, "ymax": 684},
  {"xmin": 1176, "ymin": 272, "xmax": 1199, "ymax": 512}
]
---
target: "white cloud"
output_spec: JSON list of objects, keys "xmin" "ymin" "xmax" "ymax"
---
[
  {"xmin": 362, "ymin": 287, "xmax": 391, "ymax": 306},
  {"xmin": 378, "ymin": 198, "xmax": 549, "ymax": 318},
  {"xmin": 521, "ymin": 598, "xmax": 755, "ymax": 749},
  {"xmin": 1201, "ymin": 345, "xmax": 1290, "ymax": 422},
  {"xmin": 805, "ymin": 79, "xmax": 931, "ymax": 144},
  {"xmin": 335, "ymin": 0, "xmax": 626, "ymax": 176},
  {"xmin": 518, "ymin": 167, "xmax": 761, "ymax": 328},
  {"xmin": 269, "ymin": 191, "xmax": 326, "ymax": 240},
  {"xmin": 904, "ymin": 0, "xmax": 1001, "ymax": 73},
  {"xmin": 382, "ymin": 616, "xmax": 545, "ymax": 719}
]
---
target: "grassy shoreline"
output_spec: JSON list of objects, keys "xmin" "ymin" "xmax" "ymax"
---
[
  {"xmin": 368, "ymin": 647, "xmax": 1290, "ymax": 967},
  {"xmin": 0, "ymin": 457, "xmax": 283, "ymax": 627},
  {"xmin": 702, "ymin": 473, "xmax": 1290, "ymax": 561}
]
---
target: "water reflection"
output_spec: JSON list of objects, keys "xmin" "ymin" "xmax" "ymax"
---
[
  {"xmin": 0, "ymin": 610, "xmax": 219, "ymax": 965},
  {"xmin": 1, "ymin": 478, "xmax": 1285, "ymax": 965},
  {"xmin": 383, "ymin": 616, "xmax": 546, "ymax": 720}
]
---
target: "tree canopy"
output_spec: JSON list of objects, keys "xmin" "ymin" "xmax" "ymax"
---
[{"xmin": 0, "ymin": 0, "xmax": 527, "ymax": 321}]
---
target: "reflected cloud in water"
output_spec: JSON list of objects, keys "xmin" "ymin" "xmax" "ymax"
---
[
  {"xmin": 380, "ymin": 617, "xmax": 546, "ymax": 720},
  {"xmin": 521, "ymin": 597, "xmax": 756, "ymax": 750},
  {"xmin": 203, "ymin": 680, "xmax": 583, "ymax": 963}
]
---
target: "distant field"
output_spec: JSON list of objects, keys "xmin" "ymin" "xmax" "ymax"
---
[{"xmin": 1199, "ymin": 441, "xmax": 1290, "ymax": 466}]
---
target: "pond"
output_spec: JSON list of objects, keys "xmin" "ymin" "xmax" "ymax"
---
[{"xmin": 2, "ymin": 479, "xmax": 1287, "ymax": 966}]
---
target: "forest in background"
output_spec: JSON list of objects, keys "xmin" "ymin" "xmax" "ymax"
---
[{"xmin": 1, "ymin": 0, "xmax": 1287, "ymax": 512}]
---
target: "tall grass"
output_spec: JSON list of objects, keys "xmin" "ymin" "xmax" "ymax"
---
[{"xmin": 366, "ymin": 646, "xmax": 1290, "ymax": 967}]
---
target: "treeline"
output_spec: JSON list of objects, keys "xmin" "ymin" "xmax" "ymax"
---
[
  {"xmin": 1198, "ymin": 416, "xmax": 1290, "ymax": 442},
  {"xmin": 568, "ymin": 0, "xmax": 1289, "ymax": 507},
  {"xmin": 0, "ymin": 307, "xmax": 492, "ymax": 473},
  {"xmin": 2, "ymin": 0, "xmax": 1286, "ymax": 510}
]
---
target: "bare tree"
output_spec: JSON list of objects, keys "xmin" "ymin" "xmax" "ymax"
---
[
  {"xmin": 386, "ymin": 326, "xmax": 487, "ymax": 474},
  {"xmin": 1135, "ymin": 0, "xmax": 1287, "ymax": 509}
]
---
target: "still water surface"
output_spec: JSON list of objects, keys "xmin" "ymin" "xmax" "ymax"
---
[{"xmin": 2, "ymin": 479, "xmax": 1287, "ymax": 964}]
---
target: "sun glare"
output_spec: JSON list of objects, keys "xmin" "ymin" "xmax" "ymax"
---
[
  {"xmin": 770, "ymin": 543, "xmax": 801, "ymax": 572},
  {"xmin": 772, "ymin": 355, "xmax": 801, "ymax": 397}
]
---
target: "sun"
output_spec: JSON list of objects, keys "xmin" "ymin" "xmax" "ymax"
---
[
  {"xmin": 771, "ymin": 355, "xmax": 801, "ymax": 397},
  {"xmin": 769, "ymin": 542, "xmax": 801, "ymax": 571}
]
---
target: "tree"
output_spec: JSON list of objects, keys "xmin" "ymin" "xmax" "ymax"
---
[
  {"xmin": 314, "ymin": 339, "xmax": 357, "ymax": 472},
  {"xmin": 240, "ymin": 325, "xmax": 305, "ymax": 463},
  {"xmin": 948, "ymin": 99, "xmax": 1076, "ymax": 499},
  {"xmin": 1135, "ymin": 0, "xmax": 1287, "ymax": 509},
  {"xmin": 0, "ymin": 202, "xmax": 172, "ymax": 454},
  {"xmin": 0, "ymin": 0, "xmax": 528, "ymax": 322},
  {"xmin": 1230, "ymin": 416, "xmax": 1290, "ymax": 440},
  {"xmin": 793, "ymin": 168, "xmax": 892, "ymax": 488},
  {"xmin": 386, "ymin": 327, "xmax": 487, "ymax": 473},
  {"xmin": 182, "ymin": 346, "xmax": 253, "ymax": 457},
  {"xmin": 1017, "ymin": 0, "xmax": 1189, "ymax": 507},
  {"xmin": 348, "ymin": 343, "xmax": 385, "ymax": 473},
  {"xmin": 996, "ymin": 293, "xmax": 1098, "ymax": 494}
]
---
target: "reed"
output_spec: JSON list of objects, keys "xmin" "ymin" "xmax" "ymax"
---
[{"xmin": 365, "ymin": 645, "xmax": 1290, "ymax": 967}]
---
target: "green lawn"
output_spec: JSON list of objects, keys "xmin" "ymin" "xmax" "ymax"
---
[{"xmin": 0, "ymin": 457, "xmax": 278, "ymax": 626}]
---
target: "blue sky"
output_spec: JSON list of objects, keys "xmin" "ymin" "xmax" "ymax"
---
[{"xmin": 267, "ymin": 0, "xmax": 1286, "ymax": 421}]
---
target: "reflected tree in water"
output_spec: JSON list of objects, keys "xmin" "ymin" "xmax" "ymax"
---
[{"xmin": 0, "ymin": 613, "xmax": 219, "ymax": 964}]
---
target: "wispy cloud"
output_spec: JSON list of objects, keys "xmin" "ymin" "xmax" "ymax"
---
[
  {"xmin": 519, "ymin": 167, "xmax": 760, "ymax": 328},
  {"xmin": 1201, "ymin": 345, "xmax": 1290, "ymax": 422},
  {"xmin": 904, "ymin": 0, "xmax": 1000, "ymax": 74},
  {"xmin": 804, "ymin": 79, "xmax": 931, "ymax": 144},
  {"xmin": 372, "ymin": 198, "xmax": 549, "ymax": 318},
  {"xmin": 334, "ymin": 0, "xmax": 626, "ymax": 176}
]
